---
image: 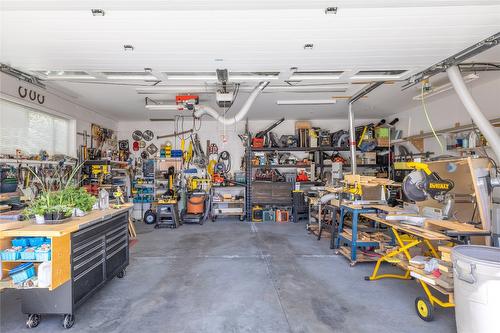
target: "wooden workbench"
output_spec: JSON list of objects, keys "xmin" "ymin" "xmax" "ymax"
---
[{"xmin": 0, "ymin": 203, "xmax": 133, "ymax": 237}]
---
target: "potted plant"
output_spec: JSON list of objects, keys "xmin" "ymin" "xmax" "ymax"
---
[{"xmin": 23, "ymin": 161, "xmax": 91, "ymax": 223}]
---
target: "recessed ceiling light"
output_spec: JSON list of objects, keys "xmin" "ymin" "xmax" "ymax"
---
[
  {"xmin": 124, "ymin": 45, "xmax": 135, "ymax": 51},
  {"xmin": 304, "ymin": 43, "xmax": 314, "ymax": 50},
  {"xmin": 325, "ymin": 7, "xmax": 338, "ymax": 14},
  {"xmin": 91, "ymin": 9, "xmax": 105, "ymax": 16}
]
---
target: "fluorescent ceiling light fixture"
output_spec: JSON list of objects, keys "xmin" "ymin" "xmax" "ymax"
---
[
  {"xmin": 102, "ymin": 71, "xmax": 157, "ymax": 80},
  {"xmin": 304, "ymin": 43, "xmax": 314, "ymax": 50},
  {"xmin": 145, "ymin": 104, "xmax": 185, "ymax": 111},
  {"xmin": 229, "ymin": 71, "xmax": 280, "ymax": 81},
  {"xmin": 34, "ymin": 70, "xmax": 96, "ymax": 80},
  {"xmin": 91, "ymin": 9, "xmax": 105, "ymax": 16},
  {"xmin": 137, "ymin": 86, "xmax": 217, "ymax": 94},
  {"xmin": 123, "ymin": 45, "xmax": 134, "ymax": 51},
  {"xmin": 290, "ymin": 70, "xmax": 343, "ymax": 80},
  {"xmin": 164, "ymin": 72, "xmax": 217, "ymax": 80},
  {"xmin": 351, "ymin": 69, "xmax": 407, "ymax": 80},
  {"xmin": 413, "ymin": 73, "xmax": 479, "ymax": 101},
  {"xmin": 276, "ymin": 99, "xmax": 337, "ymax": 105}
]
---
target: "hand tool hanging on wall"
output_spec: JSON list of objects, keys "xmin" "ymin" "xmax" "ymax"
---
[{"xmin": 191, "ymin": 133, "xmax": 208, "ymax": 168}]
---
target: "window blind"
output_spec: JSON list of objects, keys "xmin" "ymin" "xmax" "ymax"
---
[{"xmin": 0, "ymin": 99, "xmax": 71, "ymax": 156}]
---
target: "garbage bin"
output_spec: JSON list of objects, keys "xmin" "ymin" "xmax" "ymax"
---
[{"xmin": 452, "ymin": 245, "xmax": 500, "ymax": 333}]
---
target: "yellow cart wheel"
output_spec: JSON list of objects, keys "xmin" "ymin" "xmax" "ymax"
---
[{"xmin": 415, "ymin": 297, "xmax": 434, "ymax": 322}]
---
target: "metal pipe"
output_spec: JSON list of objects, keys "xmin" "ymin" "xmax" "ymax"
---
[
  {"xmin": 193, "ymin": 81, "xmax": 269, "ymax": 125},
  {"xmin": 446, "ymin": 66, "xmax": 500, "ymax": 161},
  {"xmin": 348, "ymin": 102, "xmax": 357, "ymax": 175}
]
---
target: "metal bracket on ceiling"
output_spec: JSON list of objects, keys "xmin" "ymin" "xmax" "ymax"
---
[
  {"xmin": 402, "ymin": 32, "xmax": 500, "ymax": 90},
  {"xmin": 348, "ymin": 81, "xmax": 384, "ymax": 104},
  {"xmin": 0, "ymin": 63, "xmax": 45, "ymax": 89}
]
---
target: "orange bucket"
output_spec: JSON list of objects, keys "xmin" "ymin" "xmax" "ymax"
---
[{"xmin": 187, "ymin": 194, "xmax": 205, "ymax": 214}]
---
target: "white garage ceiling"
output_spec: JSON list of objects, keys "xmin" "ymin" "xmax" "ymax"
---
[{"xmin": 1, "ymin": 0, "xmax": 500, "ymax": 120}]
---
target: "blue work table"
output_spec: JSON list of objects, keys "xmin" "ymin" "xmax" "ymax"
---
[{"xmin": 335, "ymin": 203, "xmax": 379, "ymax": 266}]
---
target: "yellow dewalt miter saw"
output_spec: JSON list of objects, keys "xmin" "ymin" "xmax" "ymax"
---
[{"xmin": 394, "ymin": 162, "xmax": 454, "ymax": 203}]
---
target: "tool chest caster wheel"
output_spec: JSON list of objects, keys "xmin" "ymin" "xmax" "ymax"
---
[
  {"xmin": 26, "ymin": 314, "xmax": 41, "ymax": 328},
  {"xmin": 62, "ymin": 314, "xmax": 75, "ymax": 329},
  {"xmin": 415, "ymin": 297, "xmax": 434, "ymax": 322},
  {"xmin": 117, "ymin": 270, "xmax": 126, "ymax": 278}
]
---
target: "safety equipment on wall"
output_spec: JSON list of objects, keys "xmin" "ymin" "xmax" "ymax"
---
[
  {"xmin": 132, "ymin": 130, "xmax": 143, "ymax": 141},
  {"xmin": 192, "ymin": 81, "xmax": 269, "ymax": 124},
  {"xmin": 146, "ymin": 143, "xmax": 158, "ymax": 155},
  {"xmin": 142, "ymin": 130, "xmax": 154, "ymax": 141},
  {"xmin": 132, "ymin": 141, "xmax": 140, "ymax": 151}
]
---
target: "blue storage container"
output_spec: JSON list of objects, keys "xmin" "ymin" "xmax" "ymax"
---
[
  {"xmin": 35, "ymin": 249, "xmax": 51, "ymax": 261},
  {"xmin": 9, "ymin": 263, "xmax": 36, "ymax": 284},
  {"xmin": 1, "ymin": 250, "xmax": 20, "ymax": 261},
  {"xmin": 28, "ymin": 237, "xmax": 46, "ymax": 247},
  {"xmin": 11, "ymin": 238, "xmax": 29, "ymax": 247},
  {"xmin": 20, "ymin": 248, "xmax": 36, "ymax": 260}
]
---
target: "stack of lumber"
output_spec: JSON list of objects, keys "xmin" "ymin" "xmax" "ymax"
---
[
  {"xmin": 341, "ymin": 228, "xmax": 391, "ymax": 244},
  {"xmin": 306, "ymin": 224, "xmax": 331, "ymax": 239},
  {"xmin": 436, "ymin": 246, "xmax": 454, "ymax": 291}
]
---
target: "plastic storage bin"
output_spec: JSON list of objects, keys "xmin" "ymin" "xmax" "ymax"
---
[
  {"xmin": 1, "ymin": 249, "xmax": 20, "ymax": 261},
  {"xmin": 9, "ymin": 263, "xmax": 36, "ymax": 284},
  {"xmin": 20, "ymin": 248, "xmax": 36, "ymax": 260},
  {"xmin": 28, "ymin": 237, "xmax": 47, "ymax": 247},
  {"xmin": 11, "ymin": 238, "xmax": 29, "ymax": 247},
  {"xmin": 35, "ymin": 249, "xmax": 51, "ymax": 262}
]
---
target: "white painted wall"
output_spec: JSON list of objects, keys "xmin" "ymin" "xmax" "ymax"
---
[
  {"xmin": 390, "ymin": 73, "xmax": 500, "ymax": 161},
  {"xmin": 117, "ymin": 117, "xmax": 379, "ymax": 171},
  {"xmin": 0, "ymin": 72, "xmax": 117, "ymax": 157}
]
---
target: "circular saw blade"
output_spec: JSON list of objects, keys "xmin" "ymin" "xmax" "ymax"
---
[{"xmin": 402, "ymin": 170, "xmax": 428, "ymax": 202}]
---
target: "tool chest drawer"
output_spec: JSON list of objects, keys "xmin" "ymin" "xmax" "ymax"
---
[
  {"xmin": 105, "ymin": 222, "xmax": 128, "ymax": 278},
  {"xmin": 70, "ymin": 211, "xmax": 129, "ymax": 306},
  {"xmin": 72, "ymin": 236, "xmax": 105, "ymax": 280}
]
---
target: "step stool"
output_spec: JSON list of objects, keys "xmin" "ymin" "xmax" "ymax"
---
[{"xmin": 155, "ymin": 203, "xmax": 180, "ymax": 229}]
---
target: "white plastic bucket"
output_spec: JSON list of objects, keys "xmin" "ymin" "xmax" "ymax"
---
[{"xmin": 452, "ymin": 245, "xmax": 500, "ymax": 333}]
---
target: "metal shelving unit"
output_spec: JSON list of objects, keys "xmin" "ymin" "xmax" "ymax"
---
[{"xmin": 245, "ymin": 145, "xmax": 391, "ymax": 218}]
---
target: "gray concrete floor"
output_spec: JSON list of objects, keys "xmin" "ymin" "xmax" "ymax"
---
[{"xmin": 1, "ymin": 219, "xmax": 456, "ymax": 333}]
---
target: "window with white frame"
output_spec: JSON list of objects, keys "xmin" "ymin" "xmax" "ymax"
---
[{"xmin": 0, "ymin": 99, "xmax": 72, "ymax": 156}]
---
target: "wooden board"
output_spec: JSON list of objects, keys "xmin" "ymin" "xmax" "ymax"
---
[
  {"xmin": 338, "ymin": 246, "xmax": 378, "ymax": 263},
  {"xmin": 51, "ymin": 233, "xmax": 71, "ymax": 290},
  {"xmin": 0, "ymin": 204, "xmax": 133, "ymax": 237},
  {"xmin": 370, "ymin": 205, "xmax": 404, "ymax": 213},
  {"xmin": 425, "ymin": 219, "xmax": 483, "ymax": 233},
  {"xmin": 362, "ymin": 213, "xmax": 450, "ymax": 241}
]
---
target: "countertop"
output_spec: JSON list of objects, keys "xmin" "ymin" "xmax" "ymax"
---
[{"xmin": 0, "ymin": 203, "xmax": 133, "ymax": 237}]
